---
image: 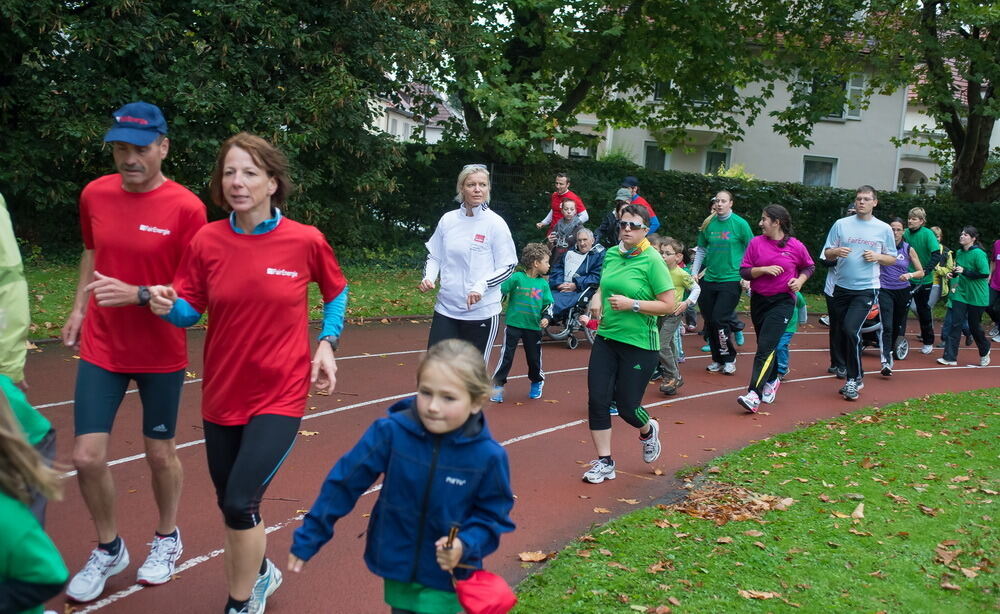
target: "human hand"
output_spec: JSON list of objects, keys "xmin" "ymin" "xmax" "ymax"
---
[
  {"xmin": 418, "ymin": 279, "xmax": 435, "ymax": 292},
  {"xmin": 61, "ymin": 310, "xmax": 85, "ymax": 347},
  {"xmin": 466, "ymin": 292, "xmax": 482, "ymax": 308},
  {"xmin": 434, "ymin": 535, "xmax": 464, "ymax": 571},
  {"xmin": 536, "ymin": 222, "xmax": 545, "ymax": 229},
  {"xmin": 287, "ymin": 554, "xmax": 306, "ymax": 573},
  {"xmin": 862, "ymin": 250, "xmax": 879, "ymax": 262},
  {"xmin": 148, "ymin": 285, "xmax": 177, "ymax": 316},
  {"xmin": 539, "ymin": 318, "xmax": 549, "ymax": 329},
  {"xmin": 829, "ymin": 247, "xmax": 851, "ymax": 259},
  {"xmin": 547, "ymin": 232, "xmax": 556, "ymax": 245},
  {"xmin": 787, "ymin": 277, "xmax": 803, "ymax": 293},
  {"xmin": 760, "ymin": 265, "xmax": 784, "ymax": 277},
  {"xmin": 607, "ymin": 294, "xmax": 631, "ymax": 311},
  {"xmin": 311, "ymin": 342, "xmax": 337, "ymax": 393},
  {"xmin": 85, "ymin": 271, "xmax": 138, "ymax": 307},
  {"xmin": 672, "ymin": 300, "xmax": 688, "ymax": 316}
]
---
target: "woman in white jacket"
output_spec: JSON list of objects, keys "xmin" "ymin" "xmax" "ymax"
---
[{"xmin": 419, "ymin": 164, "xmax": 518, "ymax": 362}]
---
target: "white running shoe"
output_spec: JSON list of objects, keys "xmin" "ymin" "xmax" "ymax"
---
[
  {"xmin": 137, "ymin": 530, "xmax": 183, "ymax": 585},
  {"xmin": 706, "ymin": 362, "xmax": 722, "ymax": 372},
  {"xmin": 722, "ymin": 361, "xmax": 736, "ymax": 375},
  {"xmin": 640, "ymin": 419, "xmax": 661, "ymax": 463},
  {"xmin": 761, "ymin": 379, "xmax": 780, "ymax": 404},
  {"xmin": 67, "ymin": 542, "xmax": 130, "ymax": 602},
  {"xmin": 249, "ymin": 558, "xmax": 282, "ymax": 614},
  {"xmin": 979, "ymin": 353, "xmax": 991, "ymax": 367},
  {"xmin": 921, "ymin": 344, "xmax": 934, "ymax": 355},
  {"xmin": 937, "ymin": 357, "xmax": 958, "ymax": 366},
  {"xmin": 737, "ymin": 390, "xmax": 760, "ymax": 413},
  {"xmin": 582, "ymin": 458, "xmax": 616, "ymax": 484}
]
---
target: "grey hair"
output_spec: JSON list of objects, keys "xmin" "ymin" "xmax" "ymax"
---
[
  {"xmin": 454, "ymin": 165, "xmax": 491, "ymax": 204},
  {"xmin": 575, "ymin": 227, "xmax": 595, "ymax": 241}
]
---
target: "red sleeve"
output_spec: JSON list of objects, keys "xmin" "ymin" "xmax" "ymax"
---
[
  {"xmin": 310, "ymin": 231, "xmax": 347, "ymax": 301},
  {"xmin": 80, "ymin": 192, "xmax": 94, "ymax": 250},
  {"xmin": 573, "ymin": 193, "xmax": 586, "ymax": 213},
  {"xmin": 172, "ymin": 233, "xmax": 209, "ymax": 313}
]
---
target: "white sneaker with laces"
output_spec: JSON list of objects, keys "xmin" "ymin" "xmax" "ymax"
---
[
  {"xmin": 980, "ymin": 353, "xmax": 991, "ymax": 367},
  {"xmin": 706, "ymin": 362, "xmax": 722, "ymax": 372},
  {"xmin": 921, "ymin": 344, "xmax": 934, "ymax": 355},
  {"xmin": 249, "ymin": 558, "xmax": 282, "ymax": 614},
  {"xmin": 761, "ymin": 379, "xmax": 780, "ymax": 404},
  {"xmin": 937, "ymin": 357, "xmax": 957, "ymax": 366},
  {"xmin": 737, "ymin": 390, "xmax": 760, "ymax": 413},
  {"xmin": 137, "ymin": 530, "xmax": 183, "ymax": 585},
  {"xmin": 66, "ymin": 542, "xmax": 130, "ymax": 602},
  {"xmin": 722, "ymin": 361, "xmax": 736, "ymax": 375},
  {"xmin": 640, "ymin": 419, "xmax": 661, "ymax": 463},
  {"xmin": 582, "ymin": 458, "xmax": 616, "ymax": 484}
]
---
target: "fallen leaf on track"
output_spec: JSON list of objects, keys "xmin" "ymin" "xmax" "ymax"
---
[
  {"xmin": 594, "ymin": 507, "xmax": 611, "ymax": 514},
  {"xmin": 298, "ymin": 430, "xmax": 319, "ymax": 436}
]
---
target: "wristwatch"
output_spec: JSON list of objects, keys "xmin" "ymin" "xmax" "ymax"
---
[
  {"xmin": 137, "ymin": 285, "xmax": 151, "ymax": 307},
  {"xmin": 631, "ymin": 300, "xmax": 641, "ymax": 313},
  {"xmin": 319, "ymin": 335, "xmax": 340, "ymax": 351}
]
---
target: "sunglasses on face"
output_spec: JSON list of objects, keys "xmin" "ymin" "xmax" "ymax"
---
[{"xmin": 618, "ymin": 220, "xmax": 648, "ymax": 231}]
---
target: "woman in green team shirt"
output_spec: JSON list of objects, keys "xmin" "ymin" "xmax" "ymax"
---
[
  {"xmin": 581, "ymin": 204, "xmax": 676, "ymax": 485},
  {"xmin": 937, "ymin": 226, "xmax": 992, "ymax": 367},
  {"xmin": 690, "ymin": 190, "xmax": 754, "ymax": 375}
]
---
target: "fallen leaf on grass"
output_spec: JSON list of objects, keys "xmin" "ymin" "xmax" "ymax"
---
[
  {"xmin": 716, "ymin": 536, "xmax": 733, "ymax": 543},
  {"xmin": 609, "ymin": 562, "xmax": 636, "ymax": 572},
  {"xmin": 668, "ymin": 596, "xmax": 681, "ymax": 606},
  {"xmin": 886, "ymin": 492, "xmax": 910, "ymax": 505},
  {"xmin": 753, "ymin": 541, "xmax": 766, "ymax": 549},
  {"xmin": 919, "ymin": 504, "xmax": 940, "ymax": 517},
  {"xmin": 940, "ymin": 582, "xmax": 961, "ymax": 591},
  {"xmin": 738, "ymin": 589, "xmax": 781, "ymax": 600},
  {"xmin": 518, "ymin": 551, "xmax": 552, "ymax": 562},
  {"xmin": 851, "ymin": 503, "xmax": 865, "ymax": 519},
  {"xmin": 950, "ymin": 475, "xmax": 971, "ymax": 483},
  {"xmin": 654, "ymin": 519, "xmax": 680, "ymax": 529},
  {"xmin": 599, "ymin": 548, "xmax": 613, "ymax": 556},
  {"xmin": 744, "ymin": 530, "xmax": 764, "ymax": 537}
]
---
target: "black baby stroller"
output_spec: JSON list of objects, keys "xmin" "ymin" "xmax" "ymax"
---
[
  {"xmin": 859, "ymin": 301, "xmax": 910, "ymax": 360},
  {"xmin": 544, "ymin": 286, "xmax": 597, "ymax": 349}
]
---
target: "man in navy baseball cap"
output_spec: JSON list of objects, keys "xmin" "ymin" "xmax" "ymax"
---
[{"xmin": 104, "ymin": 101, "xmax": 168, "ymax": 146}]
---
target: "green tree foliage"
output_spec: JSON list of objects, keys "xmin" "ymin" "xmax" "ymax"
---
[
  {"xmin": 866, "ymin": 1, "xmax": 1000, "ymax": 203},
  {"xmin": 0, "ymin": 0, "xmax": 449, "ymax": 247}
]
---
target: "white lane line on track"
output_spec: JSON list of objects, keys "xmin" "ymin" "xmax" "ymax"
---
[{"xmin": 75, "ymin": 416, "xmax": 588, "ymax": 612}]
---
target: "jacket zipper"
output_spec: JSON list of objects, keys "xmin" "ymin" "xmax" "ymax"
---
[{"xmin": 410, "ymin": 434, "xmax": 442, "ymax": 581}]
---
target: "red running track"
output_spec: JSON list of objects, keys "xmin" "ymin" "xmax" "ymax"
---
[{"xmin": 28, "ymin": 318, "xmax": 997, "ymax": 613}]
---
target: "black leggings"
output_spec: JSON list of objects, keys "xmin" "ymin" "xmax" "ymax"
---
[
  {"xmin": 879, "ymin": 287, "xmax": 911, "ymax": 363},
  {"xmin": 747, "ymin": 293, "xmax": 794, "ymax": 394},
  {"xmin": 825, "ymin": 293, "xmax": 845, "ymax": 370},
  {"xmin": 697, "ymin": 280, "xmax": 742, "ymax": 364},
  {"xmin": 428, "ymin": 311, "xmax": 500, "ymax": 364},
  {"xmin": 204, "ymin": 414, "xmax": 301, "ymax": 530},
  {"xmin": 943, "ymin": 301, "xmax": 991, "ymax": 361},
  {"xmin": 587, "ymin": 336, "xmax": 658, "ymax": 431},
  {"xmin": 492, "ymin": 326, "xmax": 544, "ymax": 385}
]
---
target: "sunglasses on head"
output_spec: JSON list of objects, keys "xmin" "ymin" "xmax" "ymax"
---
[
  {"xmin": 618, "ymin": 220, "xmax": 648, "ymax": 231},
  {"xmin": 463, "ymin": 163, "xmax": 487, "ymax": 170}
]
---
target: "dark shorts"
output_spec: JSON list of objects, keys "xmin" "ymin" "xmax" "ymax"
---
[{"xmin": 73, "ymin": 359, "xmax": 186, "ymax": 439}]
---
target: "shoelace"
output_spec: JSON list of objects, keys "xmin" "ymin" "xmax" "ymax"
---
[
  {"xmin": 144, "ymin": 537, "xmax": 177, "ymax": 564},
  {"xmin": 78, "ymin": 550, "xmax": 114, "ymax": 580}
]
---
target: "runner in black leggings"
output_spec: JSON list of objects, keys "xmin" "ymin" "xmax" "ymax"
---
[{"xmin": 581, "ymin": 205, "xmax": 676, "ymax": 484}]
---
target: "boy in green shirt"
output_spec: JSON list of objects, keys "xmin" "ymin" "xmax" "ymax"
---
[{"xmin": 491, "ymin": 243, "xmax": 554, "ymax": 402}]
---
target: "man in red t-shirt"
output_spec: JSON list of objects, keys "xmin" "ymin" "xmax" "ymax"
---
[
  {"xmin": 60, "ymin": 102, "xmax": 207, "ymax": 603},
  {"xmin": 536, "ymin": 172, "xmax": 588, "ymax": 232}
]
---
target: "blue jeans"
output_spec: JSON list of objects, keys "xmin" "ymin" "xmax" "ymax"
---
[
  {"xmin": 775, "ymin": 331, "xmax": 795, "ymax": 375},
  {"xmin": 941, "ymin": 305, "xmax": 970, "ymax": 342}
]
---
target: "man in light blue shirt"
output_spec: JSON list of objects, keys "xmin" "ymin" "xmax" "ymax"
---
[{"xmin": 822, "ymin": 186, "xmax": 896, "ymax": 401}]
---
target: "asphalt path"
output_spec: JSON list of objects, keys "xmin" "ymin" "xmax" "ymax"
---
[{"xmin": 28, "ymin": 318, "xmax": 998, "ymax": 613}]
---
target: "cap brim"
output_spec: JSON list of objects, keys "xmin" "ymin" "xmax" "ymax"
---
[{"xmin": 104, "ymin": 127, "xmax": 162, "ymax": 146}]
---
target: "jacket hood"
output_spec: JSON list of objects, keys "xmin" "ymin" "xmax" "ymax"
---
[{"xmin": 386, "ymin": 397, "xmax": 490, "ymax": 443}]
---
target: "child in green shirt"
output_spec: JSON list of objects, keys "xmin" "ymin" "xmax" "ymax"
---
[{"xmin": 490, "ymin": 243, "xmax": 554, "ymax": 402}]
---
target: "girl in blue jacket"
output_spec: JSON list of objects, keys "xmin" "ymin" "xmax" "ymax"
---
[{"xmin": 288, "ymin": 339, "xmax": 515, "ymax": 613}]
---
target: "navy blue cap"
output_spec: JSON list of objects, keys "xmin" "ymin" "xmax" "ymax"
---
[{"xmin": 103, "ymin": 101, "xmax": 168, "ymax": 146}]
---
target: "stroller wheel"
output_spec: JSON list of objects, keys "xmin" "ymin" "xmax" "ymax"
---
[
  {"xmin": 567, "ymin": 334, "xmax": 579, "ymax": 350},
  {"xmin": 545, "ymin": 321, "xmax": 571, "ymax": 341},
  {"xmin": 895, "ymin": 337, "xmax": 909, "ymax": 360}
]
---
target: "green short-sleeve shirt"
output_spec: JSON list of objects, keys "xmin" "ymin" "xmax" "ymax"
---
[
  {"xmin": 902, "ymin": 226, "xmax": 940, "ymax": 285},
  {"xmin": 951, "ymin": 247, "xmax": 990, "ymax": 307},
  {"xmin": 598, "ymin": 246, "xmax": 674, "ymax": 350},
  {"xmin": 696, "ymin": 213, "xmax": 754, "ymax": 282},
  {"xmin": 0, "ymin": 491, "xmax": 68, "ymax": 614}
]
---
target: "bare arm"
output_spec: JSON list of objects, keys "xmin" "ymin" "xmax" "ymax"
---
[{"xmin": 61, "ymin": 249, "xmax": 95, "ymax": 346}]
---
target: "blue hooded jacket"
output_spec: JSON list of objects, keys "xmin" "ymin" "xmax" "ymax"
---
[{"xmin": 290, "ymin": 397, "xmax": 515, "ymax": 592}]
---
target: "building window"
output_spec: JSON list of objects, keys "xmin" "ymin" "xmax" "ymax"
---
[
  {"xmin": 389, "ymin": 118, "xmax": 398, "ymax": 136},
  {"xmin": 803, "ymin": 156, "xmax": 837, "ymax": 187},
  {"xmin": 644, "ymin": 141, "xmax": 669, "ymax": 170},
  {"xmin": 540, "ymin": 139, "xmax": 555, "ymax": 154},
  {"xmin": 825, "ymin": 74, "xmax": 865, "ymax": 120},
  {"xmin": 704, "ymin": 149, "xmax": 731, "ymax": 174},
  {"xmin": 653, "ymin": 81, "xmax": 669, "ymax": 101},
  {"xmin": 568, "ymin": 140, "xmax": 597, "ymax": 159}
]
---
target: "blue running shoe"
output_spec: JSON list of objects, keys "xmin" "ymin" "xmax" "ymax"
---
[
  {"xmin": 490, "ymin": 386, "xmax": 504, "ymax": 403},
  {"xmin": 609, "ymin": 402, "xmax": 619, "ymax": 416},
  {"xmin": 249, "ymin": 559, "xmax": 282, "ymax": 614},
  {"xmin": 734, "ymin": 330, "xmax": 745, "ymax": 346},
  {"xmin": 529, "ymin": 381, "xmax": 543, "ymax": 399}
]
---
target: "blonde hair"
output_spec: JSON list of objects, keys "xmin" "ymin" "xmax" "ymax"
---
[
  {"xmin": 908, "ymin": 207, "xmax": 927, "ymax": 221},
  {"xmin": 454, "ymin": 165, "xmax": 491, "ymax": 204},
  {"xmin": 0, "ymin": 394, "xmax": 61, "ymax": 505},
  {"xmin": 699, "ymin": 213, "xmax": 716, "ymax": 232},
  {"xmin": 418, "ymin": 339, "xmax": 491, "ymax": 404}
]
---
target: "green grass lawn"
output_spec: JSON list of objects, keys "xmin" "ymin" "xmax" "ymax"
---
[
  {"xmin": 25, "ymin": 262, "xmax": 436, "ymax": 338},
  {"xmin": 514, "ymin": 389, "xmax": 999, "ymax": 613}
]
